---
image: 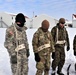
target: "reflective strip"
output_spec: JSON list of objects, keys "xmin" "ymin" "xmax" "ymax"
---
[
  {"xmin": 56, "ymin": 40, "xmax": 66, "ymax": 44},
  {"xmin": 56, "ymin": 28, "xmax": 66, "ymax": 45},
  {"xmin": 15, "ymin": 44, "xmax": 25, "ymax": 52},
  {"xmin": 37, "ymin": 43, "xmax": 50, "ymax": 52}
]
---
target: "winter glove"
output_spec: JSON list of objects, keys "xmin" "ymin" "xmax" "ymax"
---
[
  {"xmin": 74, "ymin": 51, "xmax": 76, "ymax": 56},
  {"xmin": 67, "ymin": 46, "xmax": 70, "ymax": 51},
  {"xmin": 34, "ymin": 53, "xmax": 40, "ymax": 62},
  {"xmin": 11, "ymin": 55, "xmax": 17, "ymax": 64},
  {"xmin": 52, "ymin": 52, "xmax": 55, "ymax": 59},
  {"xmin": 26, "ymin": 49, "xmax": 30, "ymax": 57}
]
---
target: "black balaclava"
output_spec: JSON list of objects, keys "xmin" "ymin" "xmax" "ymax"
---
[{"xmin": 15, "ymin": 13, "xmax": 26, "ymax": 27}]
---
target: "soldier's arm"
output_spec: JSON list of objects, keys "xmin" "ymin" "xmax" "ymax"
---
[
  {"xmin": 66, "ymin": 30, "xmax": 70, "ymax": 47},
  {"xmin": 25, "ymin": 31, "xmax": 29, "ymax": 50},
  {"xmin": 32, "ymin": 32, "xmax": 39, "ymax": 53},
  {"xmin": 51, "ymin": 27, "xmax": 56, "ymax": 43},
  {"xmin": 50, "ymin": 33, "xmax": 55, "ymax": 52},
  {"xmin": 25, "ymin": 31, "xmax": 30, "ymax": 57},
  {"xmin": 4, "ymin": 28, "xmax": 16, "ymax": 56}
]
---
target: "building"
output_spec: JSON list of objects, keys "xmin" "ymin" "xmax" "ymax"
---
[
  {"xmin": 72, "ymin": 14, "xmax": 76, "ymax": 28},
  {"xmin": 0, "ymin": 12, "xmax": 58, "ymax": 28},
  {"xmin": 65, "ymin": 20, "xmax": 72, "ymax": 28},
  {"xmin": 29, "ymin": 14, "xmax": 58, "ymax": 29}
]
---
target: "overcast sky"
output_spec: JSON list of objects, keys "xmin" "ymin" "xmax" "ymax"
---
[{"xmin": 0, "ymin": 0, "xmax": 76, "ymax": 20}]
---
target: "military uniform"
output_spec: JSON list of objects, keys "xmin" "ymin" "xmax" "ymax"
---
[
  {"xmin": 4, "ymin": 23, "xmax": 29, "ymax": 75},
  {"xmin": 51, "ymin": 23, "xmax": 70, "ymax": 74},
  {"xmin": 32, "ymin": 27, "xmax": 55, "ymax": 75}
]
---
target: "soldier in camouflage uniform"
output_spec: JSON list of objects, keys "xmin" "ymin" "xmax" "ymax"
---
[
  {"xmin": 73, "ymin": 35, "xmax": 76, "ymax": 71},
  {"xmin": 51, "ymin": 18, "xmax": 70, "ymax": 75},
  {"xmin": 4, "ymin": 13, "xmax": 30, "ymax": 75},
  {"xmin": 32, "ymin": 20, "xmax": 55, "ymax": 75}
]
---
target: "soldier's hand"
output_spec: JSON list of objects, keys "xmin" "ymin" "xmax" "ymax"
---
[
  {"xmin": 26, "ymin": 49, "xmax": 30, "ymax": 57},
  {"xmin": 34, "ymin": 53, "xmax": 40, "ymax": 62},
  {"xmin": 67, "ymin": 46, "xmax": 70, "ymax": 51},
  {"xmin": 11, "ymin": 55, "xmax": 17, "ymax": 64},
  {"xmin": 52, "ymin": 52, "xmax": 55, "ymax": 59}
]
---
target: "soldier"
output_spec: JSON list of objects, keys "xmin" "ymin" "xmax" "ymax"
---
[
  {"xmin": 51, "ymin": 18, "xmax": 70, "ymax": 75},
  {"xmin": 32, "ymin": 20, "xmax": 55, "ymax": 75},
  {"xmin": 4, "ymin": 13, "xmax": 30, "ymax": 75},
  {"xmin": 73, "ymin": 35, "xmax": 76, "ymax": 72}
]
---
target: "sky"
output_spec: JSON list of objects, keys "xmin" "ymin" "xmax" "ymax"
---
[{"xmin": 0, "ymin": 0, "xmax": 76, "ymax": 20}]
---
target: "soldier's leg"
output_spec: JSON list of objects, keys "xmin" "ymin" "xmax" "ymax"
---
[
  {"xmin": 44, "ymin": 70, "xmax": 49, "ymax": 75},
  {"xmin": 16, "ymin": 53, "xmax": 22, "ymax": 75},
  {"xmin": 52, "ymin": 50, "xmax": 60, "ymax": 70},
  {"xmin": 36, "ymin": 69, "xmax": 43, "ymax": 75},
  {"xmin": 51, "ymin": 49, "xmax": 61, "ymax": 75},
  {"xmin": 11, "ymin": 63, "xmax": 17, "ymax": 75},
  {"xmin": 44, "ymin": 55, "xmax": 51, "ymax": 75},
  {"xmin": 36, "ymin": 61, "xmax": 44, "ymax": 75},
  {"xmin": 22, "ymin": 54, "xmax": 28, "ymax": 75},
  {"xmin": 57, "ymin": 48, "xmax": 65, "ymax": 72}
]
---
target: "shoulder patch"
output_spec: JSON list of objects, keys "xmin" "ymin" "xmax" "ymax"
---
[{"xmin": 8, "ymin": 30, "xmax": 14, "ymax": 38}]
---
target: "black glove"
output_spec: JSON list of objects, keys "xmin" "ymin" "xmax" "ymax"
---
[
  {"xmin": 52, "ymin": 52, "xmax": 55, "ymax": 59},
  {"xmin": 74, "ymin": 51, "xmax": 76, "ymax": 56},
  {"xmin": 34, "ymin": 53, "xmax": 40, "ymax": 62},
  {"xmin": 67, "ymin": 46, "xmax": 70, "ymax": 51},
  {"xmin": 11, "ymin": 55, "xmax": 17, "ymax": 64},
  {"xmin": 26, "ymin": 49, "xmax": 30, "ymax": 57}
]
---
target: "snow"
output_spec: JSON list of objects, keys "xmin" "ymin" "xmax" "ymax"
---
[{"xmin": 0, "ymin": 28, "xmax": 76, "ymax": 75}]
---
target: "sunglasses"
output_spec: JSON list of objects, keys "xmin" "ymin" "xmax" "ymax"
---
[{"xmin": 60, "ymin": 22, "xmax": 65, "ymax": 24}]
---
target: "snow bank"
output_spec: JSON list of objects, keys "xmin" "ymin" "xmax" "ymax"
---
[{"xmin": 0, "ymin": 28, "xmax": 76, "ymax": 75}]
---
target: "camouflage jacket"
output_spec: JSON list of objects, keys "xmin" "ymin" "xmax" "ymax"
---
[
  {"xmin": 73, "ymin": 35, "xmax": 76, "ymax": 52},
  {"xmin": 51, "ymin": 23, "xmax": 70, "ymax": 47},
  {"xmin": 32, "ymin": 27, "xmax": 55, "ymax": 54},
  {"xmin": 4, "ymin": 23, "xmax": 29, "ymax": 56}
]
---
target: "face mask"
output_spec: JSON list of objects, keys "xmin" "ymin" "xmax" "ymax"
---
[{"xmin": 17, "ymin": 23, "xmax": 24, "ymax": 27}]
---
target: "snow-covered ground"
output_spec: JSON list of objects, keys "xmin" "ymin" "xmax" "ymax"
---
[{"xmin": 0, "ymin": 28, "xmax": 76, "ymax": 75}]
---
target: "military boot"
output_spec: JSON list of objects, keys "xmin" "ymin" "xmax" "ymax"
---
[{"xmin": 57, "ymin": 71, "xmax": 64, "ymax": 75}]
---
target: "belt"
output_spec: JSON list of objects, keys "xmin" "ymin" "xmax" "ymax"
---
[
  {"xmin": 37, "ymin": 43, "xmax": 50, "ymax": 52},
  {"xmin": 15, "ymin": 44, "xmax": 25, "ymax": 52}
]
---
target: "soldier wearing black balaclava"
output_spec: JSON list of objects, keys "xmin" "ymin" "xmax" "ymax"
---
[{"xmin": 4, "ymin": 13, "xmax": 30, "ymax": 75}]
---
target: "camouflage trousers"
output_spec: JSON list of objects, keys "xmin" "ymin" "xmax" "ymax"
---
[
  {"xmin": 36, "ymin": 54, "xmax": 51, "ymax": 75},
  {"xmin": 52, "ymin": 46, "xmax": 65, "ymax": 72},
  {"xmin": 10, "ymin": 50, "xmax": 28, "ymax": 75}
]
